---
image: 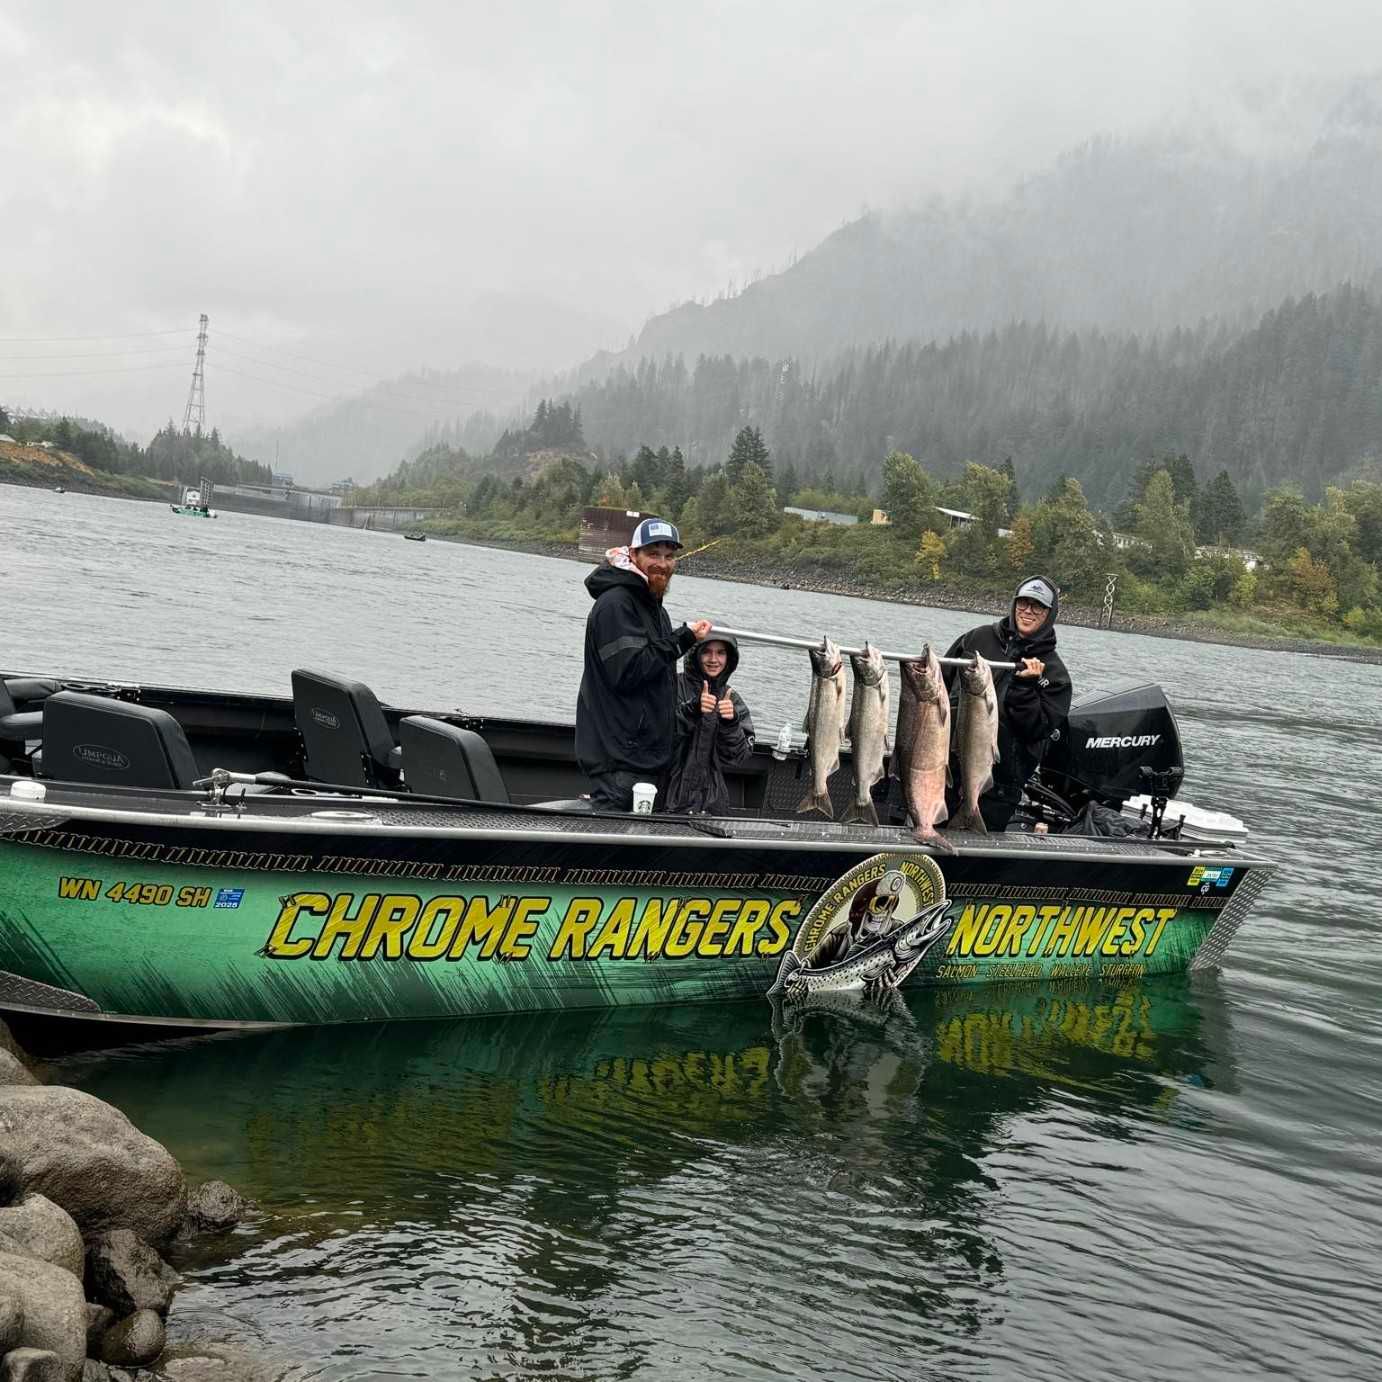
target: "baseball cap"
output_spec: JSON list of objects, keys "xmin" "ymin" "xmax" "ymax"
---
[
  {"xmin": 1015, "ymin": 577, "xmax": 1056, "ymax": 607},
  {"xmin": 630, "ymin": 517, "xmax": 683, "ymax": 550}
]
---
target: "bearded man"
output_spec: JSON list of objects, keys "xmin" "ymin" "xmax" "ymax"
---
[{"xmin": 576, "ymin": 517, "xmax": 711, "ymax": 810}]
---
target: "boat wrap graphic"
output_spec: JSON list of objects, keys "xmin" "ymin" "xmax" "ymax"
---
[{"xmin": 0, "ymin": 835, "xmax": 1260, "ymax": 1026}]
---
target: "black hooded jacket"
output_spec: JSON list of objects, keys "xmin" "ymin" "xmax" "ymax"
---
[
  {"xmin": 576, "ymin": 559, "xmax": 699, "ymax": 778},
  {"xmin": 943, "ymin": 575, "xmax": 1073, "ymax": 807},
  {"xmin": 665, "ymin": 634, "xmax": 756, "ymax": 814}
]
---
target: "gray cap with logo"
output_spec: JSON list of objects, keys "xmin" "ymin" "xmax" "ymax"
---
[{"xmin": 1015, "ymin": 577, "xmax": 1056, "ymax": 607}]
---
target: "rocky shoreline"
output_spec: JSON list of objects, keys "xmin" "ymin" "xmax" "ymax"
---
[
  {"xmin": 432, "ymin": 531, "xmax": 1382, "ymax": 664},
  {"xmin": 1, "ymin": 1021, "xmax": 263, "ymax": 1382}
]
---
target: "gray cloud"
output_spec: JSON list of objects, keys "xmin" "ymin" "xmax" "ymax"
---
[{"xmin": 2, "ymin": 0, "xmax": 1380, "ymax": 440}]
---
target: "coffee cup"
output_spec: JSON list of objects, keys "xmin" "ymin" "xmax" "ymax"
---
[{"xmin": 631, "ymin": 782, "xmax": 656, "ymax": 814}]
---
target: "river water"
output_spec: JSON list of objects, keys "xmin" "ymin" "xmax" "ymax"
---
[{"xmin": 5, "ymin": 485, "xmax": 1382, "ymax": 1380}]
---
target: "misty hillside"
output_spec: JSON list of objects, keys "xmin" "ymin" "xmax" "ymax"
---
[
  {"xmin": 566, "ymin": 284, "xmax": 1382, "ymax": 510},
  {"xmin": 228, "ymin": 363, "xmax": 527, "ymax": 486},
  {"xmin": 608, "ymin": 83, "xmax": 1382, "ymax": 368}
]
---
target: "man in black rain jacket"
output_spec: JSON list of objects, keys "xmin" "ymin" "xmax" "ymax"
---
[
  {"xmin": 942, "ymin": 574, "xmax": 1073, "ymax": 831},
  {"xmin": 576, "ymin": 517, "xmax": 711, "ymax": 810},
  {"xmin": 666, "ymin": 632, "xmax": 756, "ymax": 815}
]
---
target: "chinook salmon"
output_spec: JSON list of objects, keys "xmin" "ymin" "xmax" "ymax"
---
[
  {"xmin": 797, "ymin": 637, "xmax": 847, "ymax": 817},
  {"xmin": 893, "ymin": 646, "xmax": 955, "ymax": 854},
  {"xmin": 954, "ymin": 651, "xmax": 1000, "ymax": 833},
  {"xmin": 843, "ymin": 643, "xmax": 890, "ymax": 826},
  {"xmin": 766, "ymin": 898, "xmax": 954, "ymax": 999}
]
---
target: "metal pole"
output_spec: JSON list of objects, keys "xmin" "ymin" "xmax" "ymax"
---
[{"xmin": 707, "ymin": 625, "xmax": 1016, "ymax": 671}]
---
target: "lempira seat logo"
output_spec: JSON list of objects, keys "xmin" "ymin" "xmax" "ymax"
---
[{"xmin": 767, "ymin": 853, "xmax": 952, "ymax": 1002}]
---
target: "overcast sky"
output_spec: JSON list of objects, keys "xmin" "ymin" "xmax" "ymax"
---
[{"xmin": 2, "ymin": 0, "xmax": 1379, "ymax": 441}]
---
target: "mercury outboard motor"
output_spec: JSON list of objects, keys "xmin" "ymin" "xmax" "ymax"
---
[{"xmin": 1035, "ymin": 683, "xmax": 1184, "ymax": 814}]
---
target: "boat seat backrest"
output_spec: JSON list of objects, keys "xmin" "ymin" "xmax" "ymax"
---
[
  {"xmin": 39, "ymin": 691, "xmax": 201, "ymax": 790},
  {"xmin": 399, "ymin": 716, "xmax": 510, "ymax": 804},
  {"xmin": 292, "ymin": 669, "xmax": 402, "ymax": 788}
]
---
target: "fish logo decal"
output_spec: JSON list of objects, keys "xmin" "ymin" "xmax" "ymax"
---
[{"xmin": 767, "ymin": 852, "xmax": 953, "ymax": 1002}]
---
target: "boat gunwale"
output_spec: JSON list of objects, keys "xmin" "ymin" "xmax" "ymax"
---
[{"xmin": 0, "ymin": 781, "xmax": 1269, "ymax": 868}]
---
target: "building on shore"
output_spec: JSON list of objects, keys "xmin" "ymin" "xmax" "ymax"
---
[{"xmin": 580, "ymin": 506, "xmax": 649, "ymax": 557}]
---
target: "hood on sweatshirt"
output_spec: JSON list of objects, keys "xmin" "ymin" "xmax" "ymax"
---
[{"xmin": 683, "ymin": 631, "xmax": 740, "ymax": 691}]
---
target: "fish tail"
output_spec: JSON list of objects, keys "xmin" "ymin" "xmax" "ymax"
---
[
  {"xmin": 797, "ymin": 788, "xmax": 835, "ymax": 818},
  {"xmin": 842, "ymin": 797, "xmax": 878, "ymax": 827},
  {"xmin": 913, "ymin": 823, "xmax": 958, "ymax": 855},
  {"xmin": 952, "ymin": 801, "xmax": 988, "ymax": 833}
]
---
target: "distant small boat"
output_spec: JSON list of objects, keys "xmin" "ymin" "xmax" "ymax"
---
[
  {"xmin": 170, "ymin": 504, "xmax": 217, "ymax": 518},
  {"xmin": 54, "ymin": 485, "xmax": 65, "ymax": 494},
  {"xmin": 403, "ymin": 531, "xmax": 427, "ymax": 542}
]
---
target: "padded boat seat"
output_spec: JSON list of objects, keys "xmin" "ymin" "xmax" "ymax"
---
[
  {"xmin": 4, "ymin": 677, "xmax": 60, "ymax": 709},
  {"xmin": 39, "ymin": 691, "xmax": 201, "ymax": 790},
  {"xmin": 399, "ymin": 715, "xmax": 509, "ymax": 804},
  {"xmin": 0, "ymin": 679, "xmax": 44, "ymax": 754},
  {"xmin": 292, "ymin": 669, "xmax": 403, "ymax": 788}
]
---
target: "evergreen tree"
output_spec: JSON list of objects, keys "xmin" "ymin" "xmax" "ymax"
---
[
  {"xmin": 1194, "ymin": 469, "xmax": 1247, "ymax": 545},
  {"xmin": 1133, "ymin": 469, "xmax": 1197, "ymax": 579},
  {"xmin": 998, "ymin": 457, "xmax": 1018, "ymax": 521},
  {"xmin": 733, "ymin": 462, "xmax": 780, "ymax": 538},
  {"xmin": 697, "ymin": 473, "xmax": 736, "ymax": 534},
  {"xmin": 725, "ymin": 425, "xmax": 771, "ymax": 483}
]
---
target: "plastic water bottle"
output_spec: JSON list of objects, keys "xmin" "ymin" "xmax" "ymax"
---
[{"xmin": 773, "ymin": 723, "xmax": 793, "ymax": 761}]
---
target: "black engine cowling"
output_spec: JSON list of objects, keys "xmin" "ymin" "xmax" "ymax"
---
[{"xmin": 1036, "ymin": 683, "xmax": 1184, "ymax": 811}]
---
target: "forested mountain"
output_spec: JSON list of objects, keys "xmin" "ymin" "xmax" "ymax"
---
[
  {"xmin": 601, "ymin": 81, "xmax": 1382, "ymax": 369},
  {"xmin": 229, "ymin": 363, "xmax": 526, "ymax": 486},
  {"xmin": 563, "ymin": 284, "xmax": 1382, "ymax": 509}
]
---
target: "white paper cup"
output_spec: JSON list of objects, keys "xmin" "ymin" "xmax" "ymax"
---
[{"xmin": 631, "ymin": 782, "xmax": 656, "ymax": 814}]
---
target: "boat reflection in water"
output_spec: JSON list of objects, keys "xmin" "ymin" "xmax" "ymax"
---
[{"xmin": 61, "ymin": 977, "xmax": 1236, "ymax": 1376}]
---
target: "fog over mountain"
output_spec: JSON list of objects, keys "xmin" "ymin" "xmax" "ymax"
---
[{"xmin": 603, "ymin": 80, "xmax": 1382, "ymax": 369}]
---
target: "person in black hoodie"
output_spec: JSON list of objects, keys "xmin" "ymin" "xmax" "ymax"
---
[
  {"xmin": 576, "ymin": 516, "xmax": 712, "ymax": 810},
  {"xmin": 665, "ymin": 634, "xmax": 756, "ymax": 815},
  {"xmin": 942, "ymin": 575, "xmax": 1073, "ymax": 831}
]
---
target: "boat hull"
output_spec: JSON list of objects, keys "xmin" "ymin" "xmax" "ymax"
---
[{"xmin": 0, "ymin": 797, "xmax": 1270, "ymax": 1028}]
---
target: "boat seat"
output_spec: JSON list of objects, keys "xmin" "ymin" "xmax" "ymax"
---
[
  {"xmin": 39, "ymin": 691, "xmax": 201, "ymax": 790},
  {"xmin": 0, "ymin": 679, "xmax": 44, "ymax": 759},
  {"xmin": 4, "ymin": 677, "xmax": 61, "ymax": 710},
  {"xmin": 292, "ymin": 669, "xmax": 403, "ymax": 788},
  {"xmin": 399, "ymin": 716, "xmax": 510, "ymax": 804}
]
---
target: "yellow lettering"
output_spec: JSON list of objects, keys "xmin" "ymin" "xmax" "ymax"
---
[
  {"xmin": 502, "ymin": 897, "xmax": 549, "ymax": 959},
  {"xmin": 725, "ymin": 899, "xmax": 769, "ymax": 955},
  {"xmin": 359, "ymin": 895, "xmax": 421, "ymax": 960},
  {"xmin": 588, "ymin": 897, "xmax": 637, "ymax": 958},
  {"xmin": 666, "ymin": 898, "xmax": 709, "ymax": 958},
  {"xmin": 1074, "ymin": 907, "xmax": 1117, "ymax": 957},
  {"xmin": 549, "ymin": 897, "xmax": 603, "ymax": 959},
  {"xmin": 310, "ymin": 893, "xmax": 378, "ymax": 960},
  {"xmin": 948, "ymin": 904, "xmax": 989, "ymax": 957},
  {"xmin": 760, "ymin": 900, "xmax": 798, "ymax": 954},
  {"xmin": 1026, "ymin": 905, "xmax": 1064, "ymax": 956},
  {"xmin": 407, "ymin": 897, "xmax": 464, "ymax": 960},
  {"xmin": 1144, "ymin": 907, "xmax": 1176, "ymax": 955},
  {"xmin": 1044, "ymin": 906, "xmax": 1080, "ymax": 956},
  {"xmin": 266, "ymin": 892, "xmax": 328, "ymax": 959},
  {"xmin": 698, "ymin": 898, "xmax": 740, "ymax": 956},
  {"xmin": 628, "ymin": 898, "xmax": 679, "ymax": 958},
  {"xmin": 972, "ymin": 905, "xmax": 1010, "ymax": 957},
  {"xmin": 1099, "ymin": 907, "xmax": 1136, "ymax": 957},
  {"xmin": 997, "ymin": 905, "xmax": 1038, "ymax": 956},
  {"xmin": 450, "ymin": 896, "xmax": 515, "ymax": 960}
]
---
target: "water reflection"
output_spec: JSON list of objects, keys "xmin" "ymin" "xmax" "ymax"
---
[{"xmin": 62, "ymin": 979, "xmax": 1234, "ymax": 1379}]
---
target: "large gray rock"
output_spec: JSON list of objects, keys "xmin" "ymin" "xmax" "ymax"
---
[
  {"xmin": 83, "ymin": 1305, "xmax": 114, "ymax": 1355},
  {"xmin": 97, "ymin": 1310, "xmax": 165, "ymax": 1369},
  {"xmin": 0, "ymin": 1051, "xmax": 38, "ymax": 1087},
  {"xmin": 1, "ymin": 1289, "xmax": 23, "ymax": 1350},
  {"xmin": 0, "ymin": 1249, "xmax": 85, "ymax": 1381},
  {"xmin": 0, "ymin": 1088, "xmax": 185, "ymax": 1244},
  {"xmin": 1, "ymin": 1349, "xmax": 65, "ymax": 1382},
  {"xmin": 183, "ymin": 1182, "xmax": 248, "ymax": 1235},
  {"xmin": 80, "ymin": 1363, "xmax": 111, "ymax": 1382},
  {"xmin": 0, "ymin": 1197, "xmax": 83, "ymax": 1278},
  {"xmin": 0, "ymin": 1154, "xmax": 22, "ymax": 1209},
  {"xmin": 84, "ymin": 1232, "xmax": 179, "ymax": 1319},
  {"xmin": 0, "ymin": 1020, "xmax": 28, "ymax": 1062}
]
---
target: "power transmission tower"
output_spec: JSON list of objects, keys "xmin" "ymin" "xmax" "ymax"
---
[{"xmin": 181, "ymin": 313, "xmax": 208, "ymax": 434}]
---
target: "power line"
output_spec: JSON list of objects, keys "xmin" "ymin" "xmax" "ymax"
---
[
  {"xmin": 0, "ymin": 361, "xmax": 190, "ymax": 379},
  {"xmin": 0, "ymin": 328, "xmax": 191, "ymax": 343},
  {"xmin": 0, "ymin": 345, "xmax": 193, "ymax": 361}
]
